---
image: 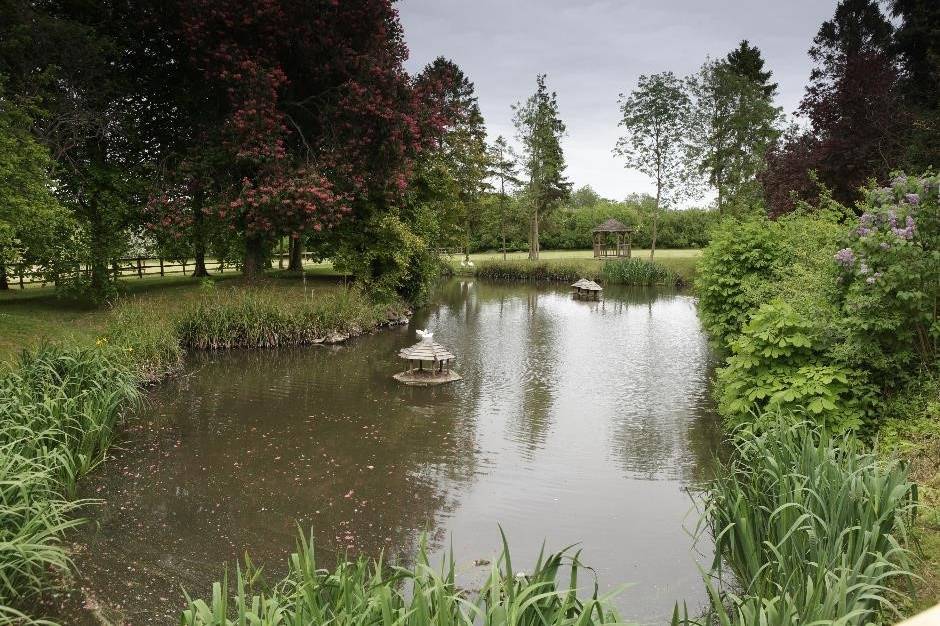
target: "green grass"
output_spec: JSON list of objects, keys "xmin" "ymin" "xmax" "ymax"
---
[
  {"xmin": 0, "ymin": 272, "xmax": 346, "ymax": 365},
  {"xmin": 451, "ymin": 249, "xmax": 700, "ymax": 285},
  {"xmin": 176, "ymin": 284, "xmax": 405, "ymax": 350},
  {"xmin": 0, "ymin": 345, "xmax": 142, "ymax": 617},
  {"xmin": 677, "ymin": 422, "xmax": 915, "ymax": 626},
  {"xmin": 181, "ymin": 530, "xmax": 623, "ymax": 626},
  {"xmin": 471, "ymin": 257, "xmax": 685, "ymax": 286}
]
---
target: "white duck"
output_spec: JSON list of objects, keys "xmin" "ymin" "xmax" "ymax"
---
[{"xmin": 416, "ymin": 329, "xmax": 434, "ymax": 342}]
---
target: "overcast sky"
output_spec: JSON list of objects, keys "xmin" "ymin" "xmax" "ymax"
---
[{"xmin": 397, "ymin": 0, "xmax": 839, "ymax": 203}]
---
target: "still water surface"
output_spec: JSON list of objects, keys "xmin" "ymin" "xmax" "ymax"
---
[{"xmin": 73, "ymin": 280, "xmax": 720, "ymax": 624}]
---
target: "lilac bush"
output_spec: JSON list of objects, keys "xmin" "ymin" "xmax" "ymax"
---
[{"xmin": 833, "ymin": 172, "xmax": 940, "ymax": 380}]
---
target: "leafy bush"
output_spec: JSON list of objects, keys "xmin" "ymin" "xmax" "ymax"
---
[
  {"xmin": 696, "ymin": 212, "xmax": 843, "ymax": 348},
  {"xmin": 678, "ymin": 422, "xmax": 914, "ymax": 626},
  {"xmin": 831, "ymin": 173, "xmax": 940, "ymax": 383},
  {"xmin": 181, "ymin": 531, "xmax": 621, "ymax": 626},
  {"xmin": 716, "ymin": 303, "xmax": 876, "ymax": 432}
]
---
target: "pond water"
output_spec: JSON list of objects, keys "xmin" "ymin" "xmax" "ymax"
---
[{"xmin": 69, "ymin": 280, "xmax": 720, "ymax": 625}]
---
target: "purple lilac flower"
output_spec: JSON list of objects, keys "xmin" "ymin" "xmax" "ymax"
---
[
  {"xmin": 892, "ymin": 174, "xmax": 908, "ymax": 187},
  {"xmin": 858, "ymin": 226, "xmax": 872, "ymax": 236},
  {"xmin": 891, "ymin": 216, "xmax": 916, "ymax": 240},
  {"xmin": 860, "ymin": 262, "xmax": 870, "ymax": 275},
  {"xmin": 888, "ymin": 210, "xmax": 898, "ymax": 229},
  {"xmin": 835, "ymin": 248, "xmax": 856, "ymax": 268},
  {"xmin": 905, "ymin": 193, "xmax": 920, "ymax": 205}
]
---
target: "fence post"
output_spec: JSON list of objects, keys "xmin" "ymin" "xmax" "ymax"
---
[
  {"xmin": 18, "ymin": 268, "xmax": 24, "ymax": 289},
  {"xmin": 219, "ymin": 259, "xmax": 224, "ymax": 273},
  {"xmin": 182, "ymin": 259, "xmax": 187, "ymax": 274},
  {"xmin": 137, "ymin": 256, "xmax": 143, "ymax": 278},
  {"xmin": 159, "ymin": 258, "xmax": 164, "ymax": 277},
  {"xmin": 112, "ymin": 260, "xmax": 120, "ymax": 279}
]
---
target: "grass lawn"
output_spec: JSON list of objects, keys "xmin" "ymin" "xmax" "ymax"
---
[{"xmin": 0, "ymin": 268, "xmax": 344, "ymax": 365}]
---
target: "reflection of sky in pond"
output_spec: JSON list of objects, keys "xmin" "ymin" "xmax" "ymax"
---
[{"xmin": 65, "ymin": 280, "xmax": 719, "ymax": 626}]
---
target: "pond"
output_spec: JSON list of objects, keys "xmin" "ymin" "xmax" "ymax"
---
[{"xmin": 69, "ymin": 279, "xmax": 720, "ymax": 625}]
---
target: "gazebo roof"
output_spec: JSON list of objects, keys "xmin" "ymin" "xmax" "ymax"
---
[
  {"xmin": 592, "ymin": 218, "xmax": 632, "ymax": 233},
  {"xmin": 571, "ymin": 278, "xmax": 603, "ymax": 291},
  {"xmin": 398, "ymin": 340, "xmax": 455, "ymax": 362}
]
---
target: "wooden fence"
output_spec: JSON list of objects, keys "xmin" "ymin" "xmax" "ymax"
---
[{"xmin": 4, "ymin": 252, "xmax": 318, "ymax": 289}]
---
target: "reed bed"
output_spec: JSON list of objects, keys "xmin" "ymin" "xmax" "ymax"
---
[
  {"xmin": 181, "ymin": 531, "xmax": 623, "ymax": 626},
  {"xmin": 473, "ymin": 258, "xmax": 683, "ymax": 286},
  {"xmin": 600, "ymin": 258, "xmax": 681, "ymax": 286},
  {"xmin": 676, "ymin": 422, "xmax": 915, "ymax": 626},
  {"xmin": 176, "ymin": 286, "xmax": 404, "ymax": 350},
  {"xmin": 0, "ymin": 344, "xmax": 141, "ymax": 617}
]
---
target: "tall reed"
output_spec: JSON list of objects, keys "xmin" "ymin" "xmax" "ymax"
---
[
  {"xmin": 676, "ymin": 422, "xmax": 915, "ymax": 626},
  {"xmin": 176, "ymin": 286, "xmax": 401, "ymax": 350},
  {"xmin": 473, "ymin": 258, "xmax": 683, "ymax": 286},
  {"xmin": 600, "ymin": 258, "xmax": 681, "ymax": 286},
  {"xmin": 181, "ymin": 530, "xmax": 623, "ymax": 626}
]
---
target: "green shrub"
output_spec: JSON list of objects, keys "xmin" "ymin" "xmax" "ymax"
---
[
  {"xmin": 716, "ymin": 303, "xmax": 876, "ymax": 433},
  {"xmin": 831, "ymin": 173, "xmax": 940, "ymax": 383},
  {"xmin": 677, "ymin": 422, "xmax": 914, "ymax": 626},
  {"xmin": 696, "ymin": 213, "xmax": 843, "ymax": 348},
  {"xmin": 181, "ymin": 531, "xmax": 621, "ymax": 626}
]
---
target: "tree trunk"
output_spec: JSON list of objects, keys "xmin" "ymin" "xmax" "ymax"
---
[
  {"xmin": 88, "ymin": 203, "xmax": 111, "ymax": 301},
  {"xmin": 242, "ymin": 236, "xmax": 266, "ymax": 281},
  {"xmin": 650, "ymin": 190, "xmax": 660, "ymax": 260},
  {"xmin": 0, "ymin": 264, "xmax": 8, "ymax": 290},
  {"xmin": 500, "ymin": 185, "xmax": 507, "ymax": 261},
  {"xmin": 529, "ymin": 208, "xmax": 540, "ymax": 260},
  {"xmin": 288, "ymin": 236, "xmax": 304, "ymax": 271},
  {"xmin": 191, "ymin": 188, "xmax": 210, "ymax": 277}
]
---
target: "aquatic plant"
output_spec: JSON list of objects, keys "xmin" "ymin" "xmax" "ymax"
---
[
  {"xmin": 0, "ymin": 344, "xmax": 141, "ymax": 615},
  {"xmin": 180, "ymin": 531, "xmax": 623, "ymax": 626},
  {"xmin": 473, "ymin": 258, "xmax": 682, "ymax": 286},
  {"xmin": 600, "ymin": 258, "xmax": 681, "ymax": 286},
  {"xmin": 676, "ymin": 422, "xmax": 915, "ymax": 626},
  {"xmin": 176, "ymin": 286, "xmax": 405, "ymax": 350}
]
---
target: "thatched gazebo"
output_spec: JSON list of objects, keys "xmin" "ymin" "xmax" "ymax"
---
[
  {"xmin": 592, "ymin": 218, "xmax": 633, "ymax": 259},
  {"xmin": 571, "ymin": 278, "xmax": 603, "ymax": 300},
  {"xmin": 393, "ymin": 330, "xmax": 461, "ymax": 386}
]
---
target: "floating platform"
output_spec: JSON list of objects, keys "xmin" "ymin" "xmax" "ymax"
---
[{"xmin": 393, "ymin": 368, "xmax": 462, "ymax": 386}]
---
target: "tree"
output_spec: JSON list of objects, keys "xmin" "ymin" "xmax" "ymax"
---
[
  {"xmin": 0, "ymin": 0, "xmax": 152, "ymax": 301},
  {"xmin": 686, "ymin": 58, "xmax": 782, "ymax": 213},
  {"xmin": 513, "ymin": 75, "xmax": 571, "ymax": 260},
  {"xmin": 487, "ymin": 136, "xmax": 521, "ymax": 260},
  {"xmin": 761, "ymin": 0, "xmax": 905, "ymax": 215},
  {"xmin": 615, "ymin": 72, "xmax": 690, "ymax": 258},
  {"xmin": 0, "ymin": 85, "xmax": 67, "ymax": 289},
  {"xmin": 725, "ymin": 40, "xmax": 778, "ymax": 99},
  {"xmin": 414, "ymin": 58, "xmax": 489, "ymax": 263},
  {"xmin": 890, "ymin": 0, "xmax": 940, "ymax": 170}
]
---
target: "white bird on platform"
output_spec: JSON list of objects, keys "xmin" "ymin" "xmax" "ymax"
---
[{"xmin": 416, "ymin": 329, "xmax": 434, "ymax": 342}]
